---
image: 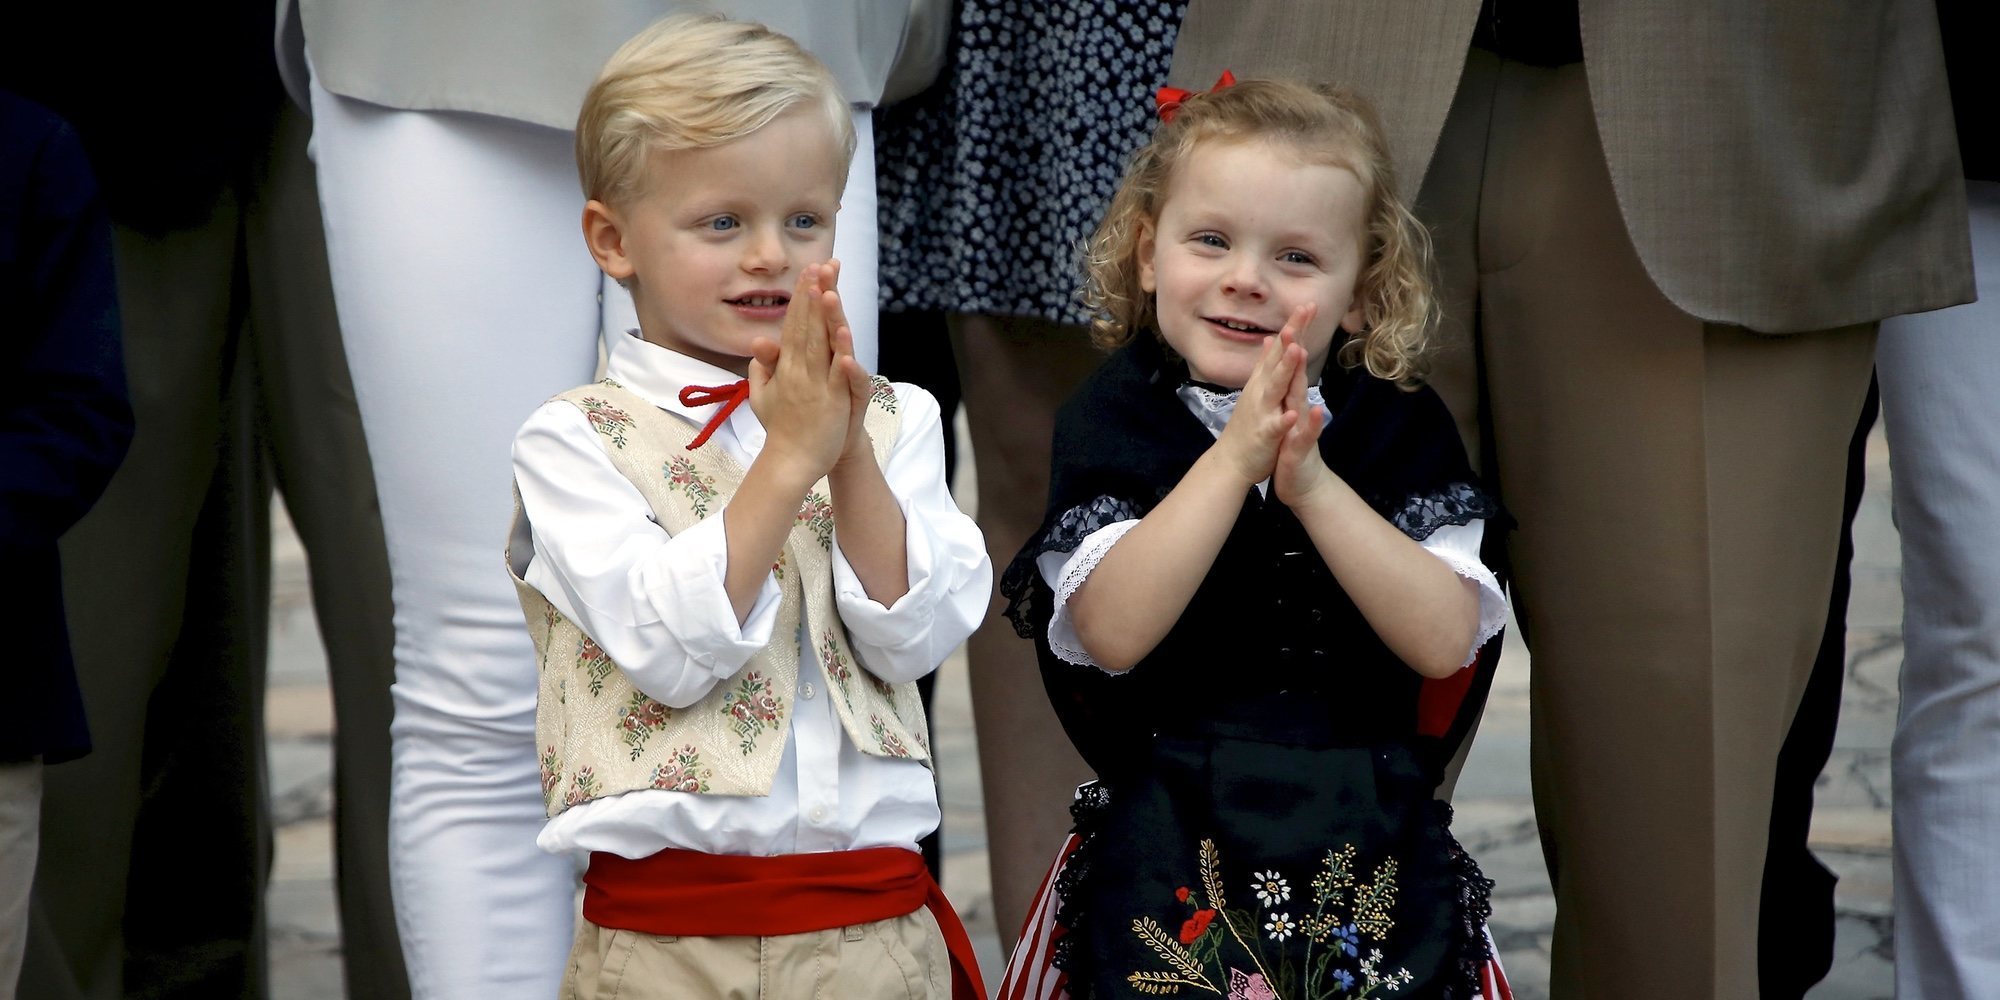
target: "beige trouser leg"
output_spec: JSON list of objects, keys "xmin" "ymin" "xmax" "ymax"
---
[
  {"xmin": 1423, "ymin": 53, "xmax": 1877, "ymax": 998},
  {"xmin": 948, "ymin": 315, "xmax": 1101, "ymax": 947},
  {"xmin": 560, "ymin": 911, "xmax": 950, "ymax": 1000}
]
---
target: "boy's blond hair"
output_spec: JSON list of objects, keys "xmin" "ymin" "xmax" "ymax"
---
[
  {"xmin": 576, "ymin": 12, "xmax": 856, "ymax": 206},
  {"xmin": 1081, "ymin": 79, "xmax": 1438, "ymax": 387}
]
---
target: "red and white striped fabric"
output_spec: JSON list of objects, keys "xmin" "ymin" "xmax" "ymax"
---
[{"xmin": 997, "ymin": 836, "xmax": 1514, "ymax": 1000}]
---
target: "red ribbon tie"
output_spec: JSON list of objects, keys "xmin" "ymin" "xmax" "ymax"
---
[{"xmin": 677, "ymin": 379, "xmax": 750, "ymax": 451}]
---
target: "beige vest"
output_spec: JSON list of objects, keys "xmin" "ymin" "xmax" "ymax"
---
[{"xmin": 509, "ymin": 378, "xmax": 931, "ymax": 818}]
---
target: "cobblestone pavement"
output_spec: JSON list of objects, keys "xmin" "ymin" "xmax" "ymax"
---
[{"xmin": 266, "ymin": 424, "xmax": 1900, "ymax": 998}]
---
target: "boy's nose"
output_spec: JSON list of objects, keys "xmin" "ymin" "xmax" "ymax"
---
[{"xmin": 741, "ymin": 229, "xmax": 787, "ymax": 274}]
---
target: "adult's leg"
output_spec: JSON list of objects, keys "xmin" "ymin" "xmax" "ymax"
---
[
  {"xmin": 948, "ymin": 314, "xmax": 1100, "ymax": 947},
  {"xmin": 1756, "ymin": 380, "xmax": 1876, "ymax": 1000},
  {"xmin": 0, "ymin": 760, "xmax": 40, "ymax": 998},
  {"xmin": 1409, "ymin": 48, "xmax": 1501, "ymax": 798},
  {"xmin": 25, "ymin": 208, "xmax": 244, "ymax": 1000},
  {"xmin": 245, "ymin": 100, "xmax": 408, "ymax": 999},
  {"xmin": 1475, "ymin": 59, "xmax": 1876, "ymax": 999},
  {"xmin": 835, "ymin": 110, "xmax": 880, "ymax": 371},
  {"xmin": 1880, "ymin": 179, "xmax": 2000, "ymax": 999},
  {"xmin": 308, "ymin": 79, "xmax": 603, "ymax": 997},
  {"xmin": 119, "ymin": 346, "xmax": 273, "ymax": 1000}
]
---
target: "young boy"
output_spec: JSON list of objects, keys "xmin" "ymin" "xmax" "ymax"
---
[{"xmin": 505, "ymin": 14, "xmax": 990, "ymax": 999}]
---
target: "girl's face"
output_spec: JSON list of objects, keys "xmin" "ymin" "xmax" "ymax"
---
[{"xmin": 1137, "ymin": 138, "xmax": 1370, "ymax": 388}]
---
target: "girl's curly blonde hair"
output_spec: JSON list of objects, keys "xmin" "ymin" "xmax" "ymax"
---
[{"xmin": 1080, "ymin": 79, "xmax": 1437, "ymax": 386}]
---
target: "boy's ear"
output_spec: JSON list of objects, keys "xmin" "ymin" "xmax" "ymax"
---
[
  {"xmin": 1136, "ymin": 216, "xmax": 1158, "ymax": 294},
  {"xmin": 582, "ymin": 199, "xmax": 635, "ymax": 282}
]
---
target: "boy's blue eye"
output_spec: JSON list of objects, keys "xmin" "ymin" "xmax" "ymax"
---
[
  {"xmin": 708, "ymin": 216, "xmax": 738, "ymax": 232},
  {"xmin": 1196, "ymin": 233, "xmax": 1227, "ymax": 248},
  {"xmin": 789, "ymin": 213, "xmax": 820, "ymax": 230}
]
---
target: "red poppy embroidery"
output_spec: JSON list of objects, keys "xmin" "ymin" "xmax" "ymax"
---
[{"xmin": 1179, "ymin": 908, "xmax": 1217, "ymax": 945}]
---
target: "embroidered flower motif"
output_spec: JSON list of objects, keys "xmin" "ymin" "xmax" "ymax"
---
[
  {"xmin": 577, "ymin": 635, "xmax": 615, "ymax": 696},
  {"xmin": 868, "ymin": 375, "xmax": 898, "ymax": 414},
  {"xmin": 720, "ymin": 672, "xmax": 783, "ymax": 755},
  {"xmin": 618, "ymin": 691, "xmax": 673, "ymax": 760},
  {"xmin": 1331, "ymin": 922, "xmax": 1361, "ymax": 956},
  {"xmin": 1178, "ymin": 908, "xmax": 1217, "ymax": 945},
  {"xmin": 663, "ymin": 456, "xmax": 719, "ymax": 518},
  {"xmin": 649, "ymin": 744, "xmax": 711, "ymax": 793},
  {"xmin": 869, "ymin": 714, "xmax": 911, "ymax": 758},
  {"xmin": 1252, "ymin": 870, "xmax": 1290, "ymax": 907},
  {"xmin": 563, "ymin": 766, "xmax": 599, "ymax": 807},
  {"xmin": 539, "ymin": 746, "xmax": 560, "ymax": 797},
  {"xmin": 818, "ymin": 629, "xmax": 852, "ymax": 687},
  {"xmin": 577, "ymin": 396, "xmax": 635, "ymax": 448},
  {"xmin": 795, "ymin": 491, "xmax": 835, "ymax": 549},
  {"xmin": 1227, "ymin": 968, "xmax": 1276, "ymax": 1000},
  {"xmin": 1124, "ymin": 838, "xmax": 1415, "ymax": 998}
]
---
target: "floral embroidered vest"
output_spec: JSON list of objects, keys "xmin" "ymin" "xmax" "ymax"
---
[{"xmin": 508, "ymin": 378, "xmax": 932, "ymax": 817}]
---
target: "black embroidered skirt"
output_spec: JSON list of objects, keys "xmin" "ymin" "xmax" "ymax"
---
[{"xmin": 1060, "ymin": 720, "xmax": 1494, "ymax": 1000}]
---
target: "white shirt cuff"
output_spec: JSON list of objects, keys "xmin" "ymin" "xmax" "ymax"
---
[
  {"xmin": 1416, "ymin": 519, "xmax": 1508, "ymax": 668},
  {"xmin": 640, "ymin": 514, "xmax": 781, "ymax": 692},
  {"xmin": 1042, "ymin": 518, "xmax": 1142, "ymax": 672}
]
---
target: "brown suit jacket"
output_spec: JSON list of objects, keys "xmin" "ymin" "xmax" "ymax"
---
[{"xmin": 1167, "ymin": 0, "xmax": 1973, "ymax": 332}]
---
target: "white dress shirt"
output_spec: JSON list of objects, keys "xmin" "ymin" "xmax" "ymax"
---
[
  {"xmin": 1041, "ymin": 383, "xmax": 1509, "ymax": 671},
  {"xmin": 512, "ymin": 330, "xmax": 990, "ymax": 859}
]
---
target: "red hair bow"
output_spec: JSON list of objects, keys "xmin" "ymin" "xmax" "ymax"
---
[{"xmin": 1156, "ymin": 70, "xmax": 1236, "ymax": 122}]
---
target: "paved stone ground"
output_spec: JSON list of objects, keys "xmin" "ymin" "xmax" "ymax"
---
[{"xmin": 266, "ymin": 422, "xmax": 1900, "ymax": 998}]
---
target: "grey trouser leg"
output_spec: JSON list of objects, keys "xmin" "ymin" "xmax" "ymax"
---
[{"xmin": 1880, "ymin": 180, "xmax": 2000, "ymax": 1000}]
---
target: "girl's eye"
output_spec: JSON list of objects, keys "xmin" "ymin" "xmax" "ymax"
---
[
  {"xmin": 1281, "ymin": 251, "xmax": 1317, "ymax": 266},
  {"xmin": 707, "ymin": 216, "xmax": 739, "ymax": 232},
  {"xmin": 789, "ymin": 213, "xmax": 821, "ymax": 230},
  {"xmin": 1195, "ymin": 233, "xmax": 1228, "ymax": 249}
]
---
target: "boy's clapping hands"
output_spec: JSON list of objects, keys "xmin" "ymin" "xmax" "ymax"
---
[{"xmin": 747, "ymin": 260, "xmax": 874, "ymax": 483}]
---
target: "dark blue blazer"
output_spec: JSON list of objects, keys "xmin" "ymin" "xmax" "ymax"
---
[{"xmin": 1, "ymin": 91, "xmax": 131, "ymax": 763}]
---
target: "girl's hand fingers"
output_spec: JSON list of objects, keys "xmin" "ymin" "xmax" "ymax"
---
[{"xmin": 1279, "ymin": 302, "xmax": 1316, "ymax": 342}]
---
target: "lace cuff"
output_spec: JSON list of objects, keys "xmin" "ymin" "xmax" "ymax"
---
[
  {"xmin": 1044, "ymin": 519, "xmax": 1141, "ymax": 671},
  {"xmin": 1390, "ymin": 482, "xmax": 1501, "ymax": 542},
  {"xmin": 1418, "ymin": 520, "xmax": 1508, "ymax": 668},
  {"xmin": 1002, "ymin": 495, "xmax": 1141, "ymax": 639}
]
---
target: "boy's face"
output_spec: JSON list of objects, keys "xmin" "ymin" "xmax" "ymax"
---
[
  {"xmin": 587, "ymin": 108, "xmax": 845, "ymax": 375},
  {"xmin": 1137, "ymin": 138, "xmax": 1369, "ymax": 388}
]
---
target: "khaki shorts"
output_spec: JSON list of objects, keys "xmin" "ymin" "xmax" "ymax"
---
[{"xmin": 559, "ymin": 908, "xmax": 949, "ymax": 1000}]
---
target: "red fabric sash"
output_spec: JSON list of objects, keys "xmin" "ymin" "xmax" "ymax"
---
[{"xmin": 584, "ymin": 846, "xmax": 986, "ymax": 1000}]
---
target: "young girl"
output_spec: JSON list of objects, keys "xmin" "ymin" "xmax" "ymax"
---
[{"xmin": 999, "ymin": 78, "xmax": 1513, "ymax": 999}]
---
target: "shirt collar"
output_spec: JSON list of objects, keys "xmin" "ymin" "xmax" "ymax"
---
[{"xmin": 603, "ymin": 330, "xmax": 765, "ymax": 447}]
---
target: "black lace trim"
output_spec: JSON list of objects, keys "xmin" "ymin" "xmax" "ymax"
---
[
  {"xmin": 1048, "ymin": 781, "xmax": 1113, "ymax": 992},
  {"xmin": 1389, "ymin": 482, "xmax": 1501, "ymax": 542},
  {"xmin": 1001, "ymin": 496, "xmax": 1140, "ymax": 638},
  {"xmin": 1432, "ymin": 801, "xmax": 1498, "ymax": 1000}
]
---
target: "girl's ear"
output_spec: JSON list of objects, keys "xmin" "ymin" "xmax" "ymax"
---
[
  {"xmin": 582, "ymin": 200, "xmax": 636, "ymax": 282},
  {"xmin": 1340, "ymin": 277, "xmax": 1368, "ymax": 334},
  {"xmin": 1136, "ymin": 216, "xmax": 1159, "ymax": 294}
]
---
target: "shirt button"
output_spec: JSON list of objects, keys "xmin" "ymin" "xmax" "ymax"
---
[
  {"xmin": 802, "ymin": 683, "xmax": 816, "ymax": 700},
  {"xmin": 809, "ymin": 805, "xmax": 828, "ymax": 823}
]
